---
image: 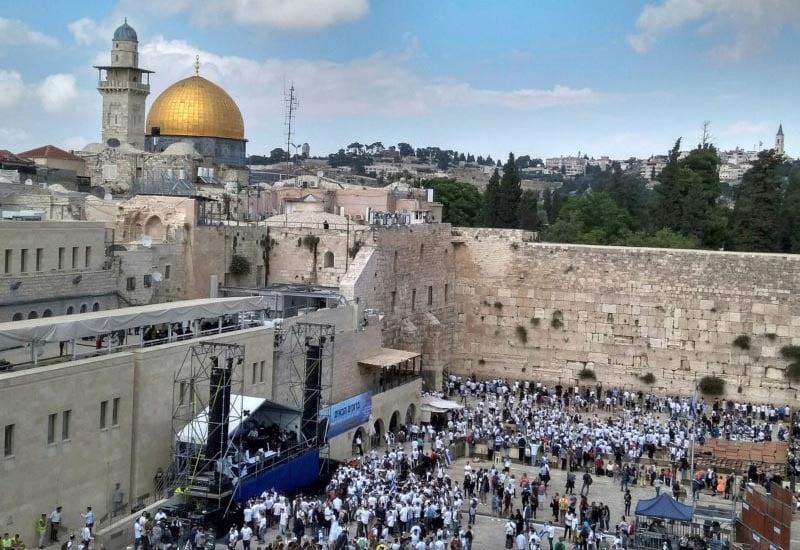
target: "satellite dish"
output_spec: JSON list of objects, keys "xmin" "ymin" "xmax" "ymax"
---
[
  {"xmin": 316, "ymin": 171, "xmax": 324, "ymax": 178},
  {"xmin": 141, "ymin": 235, "xmax": 153, "ymax": 248},
  {"xmin": 103, "ymin": 193, "xmax": 113, "ymax": 201},
  {"xmin": 151, "ymin": 271, "xmax": 163, "ymax": 282},
  {"xmin": 106, "ymin": 138, "xmax": 120, "ymax": 148},
  {"xmin": 24, "ymin": 178, "xmax": 33, "ymax": 186}
]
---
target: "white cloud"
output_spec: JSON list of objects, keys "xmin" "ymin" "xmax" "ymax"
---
[
  {"xmin": 0, "ymin": 71, "xmax": 25, "ymax": 108},
  {"xmin": 628, "ymin": 0, "xmax": 800, "ymax": 61},
  {"xmin": 68, "ymin": 18, "xmax": 101, "ymax": 45},
  {"xmin": 198, "ymin": 0, "xmax": 369, "ymax": 30},
  {"xmin": 0, "ymin": 17, "xmax": 58, "ymax": 48},
  {"xmin": 38, "ymin": 74, "xmax": 79, "ymax": 113},
  {"xmin": 135, "ymin": 36, "xmax": 599, "ymax": 130}
]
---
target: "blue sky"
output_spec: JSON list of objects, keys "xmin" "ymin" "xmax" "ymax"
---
[{"xmin": 2, "ymin": 0, "xmax": 799, "ymax": 159}]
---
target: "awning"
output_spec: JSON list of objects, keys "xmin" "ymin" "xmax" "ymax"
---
[
  {"xmin": 634, "ymin": 493, "xmax": 693, "ymax": 522},
  {"xmin": 358, "ymin": 347, "xmax": 420, "ymax": 368},
  {"xmin": 0, "ymin": 296, "xmax": 272, "ymax": 350},
  {"xmin": 420, "ymin": 394, "xmax": 463, "ymax": 413}
]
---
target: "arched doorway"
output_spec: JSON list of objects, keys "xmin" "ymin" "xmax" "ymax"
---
[
  {"xmin": 352, "ymin": 427, "xmax": 366, "ymax": 455},
  {"xmin": 28, "ymin": 311, "xmax": 38, "ymax": 320},
  {"xmin": 405, "ymin": 403, "xmax": 416, "ymax": 425},
  {"xmin": 372, "ymin": 418, "xmax": 384, "ymax": 448},
  {"xmin": 79, "ymin": 304, "xmax": 87, "ymax": 313},
  {"xmin": 66, "ymin": 306, "xmax": 74, "ymax": 315},
  {"xmin": 42, "ymin": 309, "xmax": 53, "ymax": 318},
  {"xmin": 92, "ymin": 302, "xmax": 100, "ymax": 312},
  {"xmin": 12, "ymin": 313, "xmax": 23, "ymax": 321},
  {"xmin": 323, "ymin": 251, "xmax": 334, "ymax": 268},
  {"xmin": 389, "ymin": 410, "xmax": 401, "ymax": 434},
  {"xmin": 144, "ymin": 215, "xmax": 166, "ymax": 241}
]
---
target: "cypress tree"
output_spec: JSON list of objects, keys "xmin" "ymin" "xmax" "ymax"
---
[{"xmin": 728, "ymin": 150, "xmax": 783, "ymax": 252}]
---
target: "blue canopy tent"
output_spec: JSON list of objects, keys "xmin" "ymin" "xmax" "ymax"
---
[{"xmin": 634, "ymin": 493, "xmax": 694, "ymax": 549}]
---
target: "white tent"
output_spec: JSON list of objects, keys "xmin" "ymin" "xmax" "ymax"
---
[
  {"xmin": 177, "ymin": 394, "xmax": 264, "ymax": 445},
  {"xmin": 420, "ymin": 394, "xmax": 463, "ymax": 414}
]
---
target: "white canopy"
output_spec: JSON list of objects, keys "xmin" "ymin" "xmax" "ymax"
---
[
  {"xmin": 420, "ymin": 394, "xmax": 463, "ymax": 413},
  {"xmin": 0, "ymin": 296, "xmax": 272, "ymax": 350},
  {"xmin": 177, "ymin": 394, "xmax": 264, "ymax": 445}
]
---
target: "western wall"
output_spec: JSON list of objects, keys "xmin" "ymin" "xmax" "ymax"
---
[{"xmin": 450, "ymin": 228, "xmax": 800, "ymax": 403}]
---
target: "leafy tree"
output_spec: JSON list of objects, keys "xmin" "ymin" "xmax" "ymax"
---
[
  {"xmin": 423, "ymin": 178, "xmax": 484, "ymax": 226},
  {"xmin": 269, "ymin": 147, "xmax": 286, "ymax": 163},
  {"xmin": 603, "ymin": 165, "xmax": 648, "ymax": 224},
  {"xmin": 476, "ymin": 155, "xmax": 485, "ymax": 165},
  {"xmin": 415, "ymin": 148, "xmax": 426, "ymax": 159},
  {"xmin": 347, "ymin": 142, "xmax": 363, "ymax": 155},
  {"xmin": 518, "ymin": 190, "xmax": 540, "ymax": 230},
  {"xmin": 623, "ymin": 228, "xmax": 700, "ymax": 249},
  {"xmin": 781, "ymin": 171, "xmax": 800, "ymax": 252},
  {"xmin": 546, "ymin": 192, "xmax": 635, "ymax": 245},
  {"xmin": 728, "ymin": 149, "xmax": 784, "ymax": 252},
  {"xmin": 437, "ymin": 151, "xmax": 450, "ymax": 171},
  {"xmin": 485, "ymin": 155, "xmax": 494, "ymax": 166},
  {"xmin": 459, "ymin": 153, "xmax": 466, "ymax": 162},
  {"xmin": 542, "ymin": 189, "xmax": 552, "ymax": 224},
  {"xmin": 397, "ymin": 142, "xmax": 414, "ymax": 157},
  {"xmin": 467, "ymin": 153, "xmax": 475, "ymax": 163},
  {"xmin": 516, "ymin": 155, "xmax": 531, "ymax": 169}
]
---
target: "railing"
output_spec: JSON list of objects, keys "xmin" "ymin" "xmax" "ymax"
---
[
  {"xmin": 235, "ymin": 437, "xmax": 318, "ymax": 484},
  {"xmin": 97, "ymin": 80, "xmax": 149, "ymax": 93}
]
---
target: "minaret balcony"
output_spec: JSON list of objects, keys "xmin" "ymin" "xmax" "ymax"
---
[{"xmin": 97, "ymin": 80, "xmax": 150, "ymax": 93}]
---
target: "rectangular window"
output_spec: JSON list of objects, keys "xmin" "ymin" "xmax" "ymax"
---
[
  {"xmin": 444, "ymin": 283, "xmax": 449, "ymax": 303},
  {"xmin": 72, "ymin": 247, "xmax": 78, "ymax": 269},
  {"xmin": 3, "ymin": 424, "xmax": 14, "ymax": 457},
  {"xmin": 35, "ymin": 248, "xmax": 43, "ymax": 271},
  {"xmin": 411, "ymin": 288, "xmax": 416, "ymax": 311},
  {"xmin": 58, "ymin": 247, "xmax": 65, "ymax": 269},
  {"xmin": 100, "ymin": 400, "xmax": 108, "ymax": 429},
  {"xmin": 61, "ymin": 410, "xmax": 71, "ymax": 440},
  {"xmin": 427, "ymin": 285, "xmax": 433, "ymax": 306},
  {"xmin": 20, "ymin": 249, "xmax": 28, "ymax": 272},
  {"xmin": 179, "ymin": 381, "xmax": 187, "ymax": 405},
  {"xmin": 391, "ymin": 291, "xmax": 396, "ymax": 312},
  {"xmin": 47, "ymin": 413, "xmax": 57, "ymax": 444},
  {"xmin": 4, "ymin": 249, "xmax": 11, "ymax": 273},
  {"xmin": 126, "ymin": 277, "xmax": 136, "ymax": 291},
  {"xmin": 143, "ymin": 274, "xmax": 152, "ymax": 288},
  {"xmin": 252, "ymin": 362, "xmax": 257, "ymax": 385},
  {"xmin": 259, "ymin": 360, "xmax": 265, "ymax": 383},
  {"xmin": 164, "ymin": 265, "xmax": 171, "ymax": 279},
  {"xmin": 112, "ymin": 398, "xmax": 120, "ymax": 426},
  {"xmin": 85, "ymin": 246, "xmax": 91, "ymax": 268}
]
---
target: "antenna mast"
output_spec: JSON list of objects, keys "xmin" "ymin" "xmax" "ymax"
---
[{"xmin": 284, "ymin": 83, "xmax": 298, "ymax": 165}]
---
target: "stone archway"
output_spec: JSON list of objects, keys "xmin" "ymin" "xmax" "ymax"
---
[
  {"xmin": 389, "ymin": 410, "xmax": 401, "ymax": 434},
  {"xmin": 405, "ymin": 403, "xmax": 416, "ymax": 425},
  {"xmin": 144, "ymin": 215, "xmax": 166, "ymax": 241},
  {"xmin": 372, "ymin": 418, "xmax": 385, "ymax": 447},
  {"xmin": 352, "ymin": 427, "xmax": 366, "ymax": 455}
]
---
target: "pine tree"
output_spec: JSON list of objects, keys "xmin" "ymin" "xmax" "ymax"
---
[
  {"xmin": 781, "ymin": 172, "xmax": 800, "ymax": 252},
  {"xmin": 494, "ymin": 153, "xmax": 522, "ymax": 228},
  {"xmin": 518, "ymin": 190, "xmax": 540, "ymax": 230},
  {"xmin": 484, "ymin": 168, "xmax": 501, "ymax": 227},
  {"xmin": 542, "ymin": 189, "xmax": 552, "ymax": 224},
  {"xmin": 728, "ymin": 150, "xmax": 783, "ymax": 252}
]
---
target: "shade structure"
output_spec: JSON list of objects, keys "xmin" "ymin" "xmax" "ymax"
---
[{"xmin": 634, "ymin": 493, "xmax": 693, "ymax": 522}]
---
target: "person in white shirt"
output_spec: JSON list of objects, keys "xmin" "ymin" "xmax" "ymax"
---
[
  {"xmin": 239, "ymin": 525, "xmax": 252, "ymax": 550},
  {"xmin": 227, "ymin": 526, "xmax": 239, "ymax": 550},
  {"xmin": 133, "ymin": 521, "xmax": 143, "ymax": 549},
  {"xmin": 81, "ymin": 526, "xmax": 92, "ymax": 549}
]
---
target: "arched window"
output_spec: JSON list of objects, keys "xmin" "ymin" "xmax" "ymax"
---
[
  {"xmin": 80, "ymin": 304, "xmax": 87, "ymax": 314},
  {"xmin": 66, "ymin": 306, "xmax": 74, "ymax": 315},
  {"xmin": 324, "ymin": 251, "xmax": 334, "ymax": 268},
  {"xmin": 28, "ymin": 311, "xmax": 39, "ymax": 320},
  {"xmin": 12, "ymin": 313, "xmax": 23, "ymax": 321},
  {"xmin": 43, "ymin": 309, "xmax": 53, "ymax": 318},
  {"xmin": 92, "ymin": 302, "xmax": 101, "ymax": 312}
]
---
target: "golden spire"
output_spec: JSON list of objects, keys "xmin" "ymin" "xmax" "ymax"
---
[{"xmin": 194, "ymin": 55, "xmax": 200, "ymax": 76}]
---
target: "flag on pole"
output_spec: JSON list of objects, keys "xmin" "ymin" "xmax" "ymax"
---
[{"xmin": 689, "ymin": 384, "xmax": 699, "ymax": 421}]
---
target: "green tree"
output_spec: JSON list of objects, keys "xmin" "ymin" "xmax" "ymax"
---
[
  {"xmin": 423, "ymin": 178, "xmax": 484, "ymax": 226},
  {"xmin": 490, "ymin": 153, "xmax": 523, "ymax": 228},
  {"xmin": 604, "ymin": 165, "xmax": 648, "ymax": 224},
  {"xmin": 517, "ymin": 190, "xmax": 540, "ymax": 230},
  {"xmin": 623, "ymin": 228, "xmax": 700, "ymax": 249},
  {"xmin": 546, "ymin": 192, "xmax": 635, "ymax": 245},
  {"xmin": 397, "ymin": 142, "xmax": 414, "ymax": 157},
  {"xmin": 269, "ymin": 147, "xmax": 286, "ymax": 163},
  {"xmin": 484, "ymin": 168, "xmax": 501, "ymax": 226},
  {"xmin": 728, "ymin": 149, "xmax": 784, "ymax": 252},
  {"xmin": 781, "ymin": 171, "xmax": 800, "ymax": 252}
]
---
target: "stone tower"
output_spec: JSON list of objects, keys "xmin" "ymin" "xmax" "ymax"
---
[
  {"xmin": 93, "ymin": 19, "xmax": 153, "ymax": 150},
  {"xmin": 776, "ymin": 124, "xmax": 785, "ymax": 156}
]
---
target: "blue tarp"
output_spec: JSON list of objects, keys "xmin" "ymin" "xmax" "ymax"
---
[
  {"xmin": 234, "ymin": 448, "xmax": 320, "ymax": 502},
  {"xmin": 635, "ymin": 493, "xmax": 693, "ymax": 522}
]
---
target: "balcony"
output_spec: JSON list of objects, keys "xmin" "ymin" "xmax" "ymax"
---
[{"xmin": 97, "ymin": 80, "xmax": 150, "ymax": 93}]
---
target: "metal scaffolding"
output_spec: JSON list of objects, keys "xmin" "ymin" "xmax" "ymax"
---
[
  {"xmin": 169, "ymin": 341, "xmax": 245, "ymax": 508},
  {"xmin": 284, "ymin": 322, "xmax": 334, "ymax": 473}
]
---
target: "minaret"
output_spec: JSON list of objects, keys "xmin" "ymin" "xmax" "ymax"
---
[
  {"xmin": 776, "ymin": 124, "xmax": 785, "ymax": 156},
  {"xmin": 93, "ymin": 19, "xmax": 153, "ymax": 149}
]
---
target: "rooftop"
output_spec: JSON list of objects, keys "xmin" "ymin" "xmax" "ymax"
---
[{"xmin": 17, "ymin": 145, "xmax": 84, "ymax": 162}]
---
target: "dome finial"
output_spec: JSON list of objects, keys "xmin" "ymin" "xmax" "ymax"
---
[
  {"xmin": 194, "ymin": 55, "xmax": 200, "ymax": 76},
  {"xmin": 124, "ymin": 16, "xmax": 127, "ymax": 24}
]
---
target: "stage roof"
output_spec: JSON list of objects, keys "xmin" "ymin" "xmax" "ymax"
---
[
  {"xmin": 0, "ymin": 296, "xmax": 272, "ymax": 350},
  {"xmin": 358, "ymin": 347, "xmax": 420, "ymax": 368}
]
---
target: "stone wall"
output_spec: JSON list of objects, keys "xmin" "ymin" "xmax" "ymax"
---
[
  {"xmin": 452, "ymin": 228, "xmax": 800, "ymax": 402},
  {"xmin": 370, "ymin": 224, "xmax": 457, "ymax": 389}
]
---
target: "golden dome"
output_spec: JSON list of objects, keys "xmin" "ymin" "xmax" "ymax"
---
[{"xmin": 146, "ymin": 75, "xmax": 244, "ymax": 141}]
